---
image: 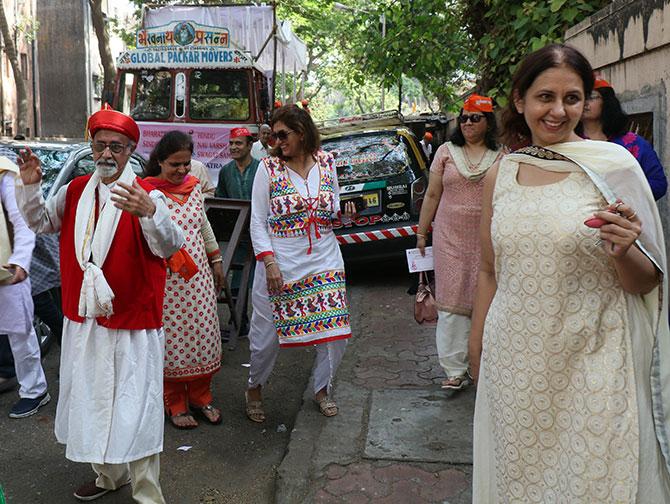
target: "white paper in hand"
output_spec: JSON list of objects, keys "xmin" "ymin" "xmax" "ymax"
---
[{"xmin": 406, "ymin": 247, "xmax": 434, "ymax": 273}]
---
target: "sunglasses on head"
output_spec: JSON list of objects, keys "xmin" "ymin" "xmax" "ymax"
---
[
  {"xmin": 458, "ymin": 114, "xmax": 484, "ymax": 124},
  {"xmin": 270, "ymin": 129, "xmax": 294, "ymax": 142}
]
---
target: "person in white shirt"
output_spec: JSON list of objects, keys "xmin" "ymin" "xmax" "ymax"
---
[
  {"xmin": 420, "ymin": 131, "xmax": 433, "ymax": 161},
  {"xmin": 251, "ymin": 124, "xmax": 271, "ymax": 160}
]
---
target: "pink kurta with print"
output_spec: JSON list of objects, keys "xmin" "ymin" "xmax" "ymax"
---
[{"xmin": 431, "ymin": 145, "xmax": 500, "ymax": 315}]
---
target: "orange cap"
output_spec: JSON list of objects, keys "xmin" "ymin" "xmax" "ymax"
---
[
  {"xmin": 463, "ymin": 94, "xmax": 493, "ymax": 113},
  {"xmin": 87, "ymin": 103, "xmax": 140, "ymax": 143},
  {"xmin": 423, "ymin": 132, "xmax": 433, "ymax": 142},
  {"xmin": 230, "ymin": 127, "xmax": 253, "ymax": 139},
  {"xmin": 594, "ymin": 77, "xmax": 612, "ymax": 90}
]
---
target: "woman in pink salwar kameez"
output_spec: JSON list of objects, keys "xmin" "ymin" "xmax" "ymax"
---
[{"xmin": 416, "ymin": 95, "xmax": 503, "ymax": 391}]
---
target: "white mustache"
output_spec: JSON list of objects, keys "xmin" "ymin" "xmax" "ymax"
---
[{"xmin": 95, "ymin": 159, "xmax": 118, "ymax": 177}]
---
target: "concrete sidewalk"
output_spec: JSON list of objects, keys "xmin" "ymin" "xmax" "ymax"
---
[{"xmin": 276, "ymin": 274, "xmax": 474, "ymax": 503}]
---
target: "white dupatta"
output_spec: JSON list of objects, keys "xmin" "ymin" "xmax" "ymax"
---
[
  {"xmin": 508, "ymin": 140, "xmax": 670, "ymax": 472},
  {"xmin": 74, "ymin": 163, "xmax": 136, "ymax": 318}
]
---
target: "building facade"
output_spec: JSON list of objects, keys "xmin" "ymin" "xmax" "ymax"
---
[
  {"xmin": 0, "ymin": 0, "xmax": 38, "ymax": 137},
  {"xmin": 565, "ymin": 0, "xmax": 670, "ymax": 229}
]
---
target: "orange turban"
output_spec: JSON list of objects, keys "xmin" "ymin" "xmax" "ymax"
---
[
  {"xmin": 463, "ymin": 94, "xmax": 493, "ymax": 113},
  {"xmin": 87, "ymin": 104, "xmax": 140, "ymax": 144},
  {"xmin": 423, "ymin": 132, "xmax": 433, "ymax": 142},
  {"xmin": 593, "ymin": 77, "xmax": 612, "ymax": 90}
]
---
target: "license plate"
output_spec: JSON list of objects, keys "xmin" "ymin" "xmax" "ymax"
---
[{"xmin": 363, "ymin": 193, "xmax": 379, "ymax": 207}]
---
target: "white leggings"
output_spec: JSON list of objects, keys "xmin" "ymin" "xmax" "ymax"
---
[
  {"xmin": 247, "ymin": 263, "xmax": 347, "ymax": 394},
  {"xmin": 435, "ymin": 310, "xmax": 471, "ymax": 378}
]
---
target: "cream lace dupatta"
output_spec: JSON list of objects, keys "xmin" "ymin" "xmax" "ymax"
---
[
  {"xmin": 507, "ymin": 139, "xmax": 670, "ymax": 471},
  {"xmin": 74, "ymin": 164, "xmax": 136, "ymax": 318}
]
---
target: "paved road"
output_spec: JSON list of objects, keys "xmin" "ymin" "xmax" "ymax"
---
[
  {"xmin": 0, "ymin": 316, "xmax": 314, "ymax": 503},
  {"xmin": 0, "ymin": 255, "xmax": 466, "ymax": 504}
]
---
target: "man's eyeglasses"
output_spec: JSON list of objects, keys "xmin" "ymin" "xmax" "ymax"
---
[
  {"xmin": 91, "ymin": 141, "xmax": 130, "ymax": 154},
  {"xmin": 458, "ymin": 114, "xmax": 484, "ymax": 124},
  {"xmin": 270, "ymin": 129, "xmax": 294, "ymax": 142}
]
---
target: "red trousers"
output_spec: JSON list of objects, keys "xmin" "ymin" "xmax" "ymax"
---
[{"xmin": 163, "ymin": 374, "xmax": 214, "ymax": 416}]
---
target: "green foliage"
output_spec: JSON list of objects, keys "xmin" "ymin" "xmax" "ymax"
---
[
  {"xmin": 464, "ymin": 0, "xmax": 610, "ymax": 104},
  {"xmin": 15, "ymin": 15, "xmax": 39, "ymax": 43}
]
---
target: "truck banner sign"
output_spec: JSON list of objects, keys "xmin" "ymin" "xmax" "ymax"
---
[
  {"xmin": 117, "ymin": 48, "xmax": 251, "ymax": 69},
  {"xmin": 136, "ymin": 123, "xmax": 251, "ymax": 180},
  {"xmin": 137, "ymin": 21, "xmax": 229, "ymax": 49},
  {"xmin": 117, "ymin": 20, "xmax": 254, "ymax": 70}
]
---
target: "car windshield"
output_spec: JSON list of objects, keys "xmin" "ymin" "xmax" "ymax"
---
[
  {"xmin": 322, "ymin": 133, "xmax": 411, "ymax": 184},
  {"xmin": 2, "ymin": 147, "xmax": 72, "ymax": 197}
]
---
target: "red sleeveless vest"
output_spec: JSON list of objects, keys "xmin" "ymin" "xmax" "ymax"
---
[{"xmin": 59, "ymin": 174, "xmax": 167, "ymax": 330}]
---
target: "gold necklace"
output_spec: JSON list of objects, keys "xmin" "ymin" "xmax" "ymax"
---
[{"xmin": 463, "ymin": 145, "xmax": 487, "ymax": 171}]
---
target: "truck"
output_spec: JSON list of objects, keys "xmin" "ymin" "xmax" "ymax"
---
[{"xmin": 112, "ymin": 4, "xmax": 307, "ymax": 179}]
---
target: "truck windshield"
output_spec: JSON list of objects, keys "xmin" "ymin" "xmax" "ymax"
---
[
  {"xmin": 323, "ymin": 132, "xmax": 412, "ymax": 184},
  {"xmin": 131, "ymin": 70, "xmax": 172, "ymax": 121},
  {"xmin": 189, "ymin": 70, "xmax": 249, "ymax": 121}
]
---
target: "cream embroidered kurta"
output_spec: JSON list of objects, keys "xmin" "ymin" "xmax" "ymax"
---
[
  {"xmin": 473, "ymin": 159, "xmax": 670, "ymax": 503},
  {"xmin": 15, "ymin": 178, "xmax": 184, "ymax": 464}
]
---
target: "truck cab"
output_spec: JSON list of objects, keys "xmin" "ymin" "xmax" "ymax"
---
[{"xmin": 112, "ymin": 19, "xmax": 272, "ymax": 178}]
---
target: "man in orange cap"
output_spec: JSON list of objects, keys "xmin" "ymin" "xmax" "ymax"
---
[
  {"xmin": 420, "ymin": 131, "xmax": 434, "ymax": 161},
  {"xmin": 216, "ymin": 127, "xmax": 259, "ymax": 200},
  {"xmin": 14, "ymin": 106, "xmax": 184, "ymax": 503},
  {"xmin": 215, "ymin": 126, "xmax": 259, "ymax": 334}
]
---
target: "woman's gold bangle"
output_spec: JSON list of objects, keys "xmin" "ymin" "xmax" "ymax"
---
[
  {"xmin": 209, "ymin": 256, "xmax": 223, "ymax": 264},
  {"xmin": 265, "ymin": 261, "xmax": 276, "ymax": 269},
  {"xmin": 416, "ymin": 233, "xmax": 427, "ymax": 238}
]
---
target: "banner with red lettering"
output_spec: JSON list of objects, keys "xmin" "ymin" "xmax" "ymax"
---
[{"xmin": 137, "ymin": 123, "xmax": 251, "ymax": 180}]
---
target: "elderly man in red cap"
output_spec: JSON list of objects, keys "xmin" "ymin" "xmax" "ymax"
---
[{"xmin": 14, "ymin": 106, "xmax": 184, "ymax": 503}]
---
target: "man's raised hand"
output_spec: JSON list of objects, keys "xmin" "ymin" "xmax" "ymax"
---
[
  {"xmin": 110, "ymin": 179, "xmax": 156, "ymax": 218},
  {"xmin": 17, "ymin": 148, "xmax": 42, "ymax": 185}
]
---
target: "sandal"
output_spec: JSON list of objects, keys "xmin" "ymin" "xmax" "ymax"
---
[
  {"xmin": 168, "ymin": 412, "xmax": 198, "ymax": 430},
  {"xmin": 316, "ymin": 396, "xmax": 338, "ymax": 417},
  {"xmin": 193, "ymin": 404, "xmax": 222, "ymax": 425},
  {"xmin": 441, "ymin": 374, "xmax": 472, "ymax": 391},
  {"xmin": 245, "ymin": 390, "xmax": 266, "ymax": 423}
]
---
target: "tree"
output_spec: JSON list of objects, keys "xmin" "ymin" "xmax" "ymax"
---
[
  {"xmin": 462, "ymin": 0, "xmax": 611, "ymax": 104},
  {"xmin": 89, "ymin": 0, "xmax": 116, "ymax": 105},
  {"xmin": 0, "ymin": 2, "xmax": 28, "ymax": 136}
]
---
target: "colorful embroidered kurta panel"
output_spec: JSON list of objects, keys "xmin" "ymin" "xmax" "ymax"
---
[
  {"xmin": 270, "ymin": 270, "xmax": 350, "ymax": 347},
  {"xmin": 265, "ymin": 152, "xmax": 336, "ymax": 238}
]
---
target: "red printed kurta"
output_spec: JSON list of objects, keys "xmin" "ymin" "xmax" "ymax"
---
[
  {"xmin": 431, "ymin": 144, "xmax": 503, "ymax": 315},
  {"xmin": 163, "ymin": 184, "xmax": 221, "ymax": 380}
]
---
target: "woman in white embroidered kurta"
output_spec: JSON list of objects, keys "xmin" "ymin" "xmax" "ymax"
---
[{"xmin": 246, "ymin": 105, "xmax": 353, "ymax": 422}]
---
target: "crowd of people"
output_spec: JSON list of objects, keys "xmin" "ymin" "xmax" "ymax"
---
[{"xmin": 1, "ymin": 41, "xmax": 670, "ymax": 503}]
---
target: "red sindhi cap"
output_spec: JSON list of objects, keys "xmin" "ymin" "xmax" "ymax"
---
[
  {"xmin": 594, "ymin": 77, "xmax": 613, "ymax": 90},
  {"xmin": 230, "ymin": 127, "xmax": 253, "ymax": 139},
  {"xmin": 87, "ymin": 103, "xmax": 140, "ymax": 143},
  {"xmin": 463, "ymin": 94, "xmax": 493, "ymax": 113}
]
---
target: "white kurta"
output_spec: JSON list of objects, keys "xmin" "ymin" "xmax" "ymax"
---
[
  {"xmin": 250, "ymin": 159, "xmax": 350, "ymax": 346},
  {"xmin": 250, "ymin": 160, "xmax": 343, "ymax": 287},
  {"xmin": 0, "ymin": 173, "xmax": 35, "ymax": 335},
  {"xmin": 15, "ymin": 175, "xmax": 184, "ymax": 464}
]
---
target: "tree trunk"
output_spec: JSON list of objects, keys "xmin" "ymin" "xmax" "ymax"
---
[
  {"xmin": 0, "ymin": 2, "xmax": 28, "ymax": 136},
  {"xmin": 89, "ymin": 0, "xmax": 116, "ymax": 105}
]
